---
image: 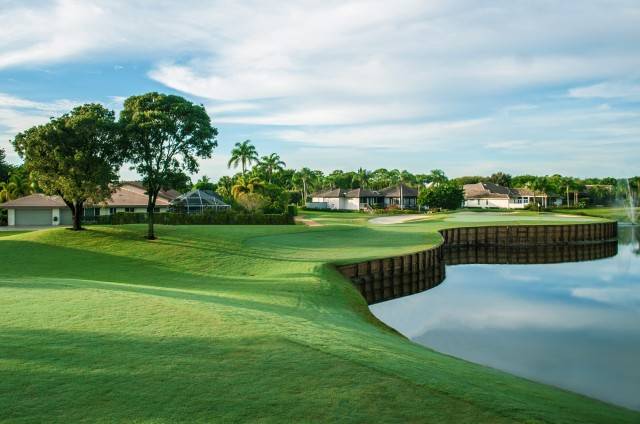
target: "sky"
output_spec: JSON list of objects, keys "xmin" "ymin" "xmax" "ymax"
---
[{"xmin": 1, "ymin": 0, "xmax": 639, "ymax": 180}]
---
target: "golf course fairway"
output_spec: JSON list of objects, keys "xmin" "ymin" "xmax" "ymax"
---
[{"xmin": 1, "ymin": 211, "xmax": 637, "ymax": 423}]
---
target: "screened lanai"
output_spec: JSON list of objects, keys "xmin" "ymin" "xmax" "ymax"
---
[{"xmin": 170, "ymin": 189, "xmax": 231, "ymax": 214}]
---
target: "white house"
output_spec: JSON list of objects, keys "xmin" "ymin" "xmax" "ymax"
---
[
  {"xmin": 2, "ymin": 182, "xmax": 179, "ymax": 227},
  {"xmin": 309, "ymin": 184, "xmax": 418, "ymax": 210},
  {"xmin": 463, "ymin": 182, "xmax": 548, "ymax": 209}
]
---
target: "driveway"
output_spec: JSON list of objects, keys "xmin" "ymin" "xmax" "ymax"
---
[{"xmin": 368, "ymin": 214, "xmax": 427, "ymax": 225}]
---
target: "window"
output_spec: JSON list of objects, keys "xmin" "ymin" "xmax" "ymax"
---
[
  {"xmin": 484, "ymin": 200, "xmax": 488, "ymax": 205},
  {"xmin": 523, "ymin": 198, "xmax": 529, "ymax": 204},
  {"xmin": 124, "ymin": 207, "xmax": 135, "ymax": 213},
  {"xmin": 83, "ymin": 208, "xmax": 100, "ymax": 217},
  {"xmin": 154, "ymin": 207, "xmax": 160, "ymax": 213},
  {"xmin": 109, "ymin": 208, "xmax": 117, "ymax": 215}
]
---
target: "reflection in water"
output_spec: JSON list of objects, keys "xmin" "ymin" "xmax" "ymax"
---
[{"xmin": 370, "ymin": 227, "xmax": 640, "ymax": 411}]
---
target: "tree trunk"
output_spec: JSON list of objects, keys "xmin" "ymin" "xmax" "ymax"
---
[
  {"xmin": 566, "ymin": 186, "xmax": 570, "ymax": 207},
  {"xmin": 303, "ymin": 180, "xmax": 307, "ymax": 205},
  {"xmin": 146, "ymin": 189, "xmax": 158, "ymax": 240},
  {"xmin": 72, "ymin": 200, "xmax": 83, "ymax": 231}
]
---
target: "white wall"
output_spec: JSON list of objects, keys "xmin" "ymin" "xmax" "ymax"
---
[
  {"xmin": 7, "ymin": 209, "xmax": 15, "ymax": 226},
  {"xmin": 345, "ymin": 198, "xmax": 360, "ymax": 210},
  {"xmin": 310, "ymin": 196, "xmax": 359, "ymax": 210},
  {"xmin": 465, "ymin": 198, "xmax": 510, "ymax": 208}
]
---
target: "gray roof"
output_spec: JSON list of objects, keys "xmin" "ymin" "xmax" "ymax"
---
[{"xmin": 379, "ymin": 184, "xmax": 418, "ymax": 198}]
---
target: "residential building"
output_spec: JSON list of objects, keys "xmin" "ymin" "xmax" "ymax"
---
[
  {"xmin": 463, "ymin": 182, "xmax": 547, "ymax": 209},
  {"xmin": 2, "ymin": 182, "xmax": 179, "ymax": 227},
  {"xmin": 309, "ymin": 184, "xmax": 418, "ymax": 210}
]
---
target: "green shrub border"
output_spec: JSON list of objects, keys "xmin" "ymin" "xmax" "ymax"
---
[{"xmin": 85, "ymin": 211, "xmax": 294, "ymax": 225}]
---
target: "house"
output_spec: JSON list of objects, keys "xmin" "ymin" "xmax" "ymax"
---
[
  {"xmin": 309, "ymin": 184, "xmax": 418, "ymax": 210},
  {"xmin": 2, "ymin": 182, "xmax": 179, "ymax": 227},
  {"xmin": 463, "ymin": 182, "xmax": 547, "ymax": 209}
]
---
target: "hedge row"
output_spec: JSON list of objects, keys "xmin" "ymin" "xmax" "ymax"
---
[{"xmin": 86, "ymin": 211, "xmax": 294, "ymax": 225}]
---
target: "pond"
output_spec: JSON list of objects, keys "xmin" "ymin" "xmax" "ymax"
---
[{"xmin": 370, "ymin": 226, "xmax": 640, "ymax": 411}]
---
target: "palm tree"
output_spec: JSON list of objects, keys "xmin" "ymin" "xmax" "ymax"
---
[
  {"xmin": 356, "ymin": 168, "xmax": 371, "ymax": 189},
  {"xmin": 259, "ymin": 153, "xmax": 286, "ymax": 183},
  {"xmin": 231, "ymin": 176, "xmax": 265, "ymax": 199},
  {"xmin": 228, "ymin": 140, "xmax": 259, "ymax": 176},
  {"xmin": 0, "ymin": 172, "xmax": 33, "ymax": 203},
  {"xmin": 0, "ymin": 181, "xmax": 18, "ymax": 203},
  {"xmin": 294, "ymin": 167, "xmax": 316, "ymax": 203}
]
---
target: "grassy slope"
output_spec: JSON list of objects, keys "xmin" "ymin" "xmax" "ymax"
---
[
  {"xmin": 553, "ymin": 207, "xmax": 639, "ymax": 223},
  {"xmin": 0, "ymin": 231, "xmax": 31, "ymax": 238},
  {"xmin": 1, "ymin": 211, "xmax": 636, "ymax": 423}
]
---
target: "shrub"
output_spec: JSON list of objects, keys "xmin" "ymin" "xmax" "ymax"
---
[
  {"xmin": 92, "ymin": 211, "xmax": 293, "ymax": 226},
  {"xmin": 236, "ymin": 192, "xmax": 268, "ymax": 212},
  {"xmin": 418, "ymin": 181, "xmax": 464, "ymax": 210},
  {"xmin": 287, "ymin": 204, "xmax": 298, "ymax": 216}
]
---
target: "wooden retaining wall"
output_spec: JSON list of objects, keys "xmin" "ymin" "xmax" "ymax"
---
[
  {"xmin": 440, "ymin": 222, "xmax": 617, "ymax": 247},
  {"xmin": 337, "ymin": 222, "xmax": 618, "ymax": 305}
]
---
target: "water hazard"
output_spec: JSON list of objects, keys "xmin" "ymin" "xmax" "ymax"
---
[{"xmin": 370, "ymin": 226, "xmax": 640, "ymax": 411}]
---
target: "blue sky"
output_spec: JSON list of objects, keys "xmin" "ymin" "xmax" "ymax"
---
[{"xmin": 1, "ymin": 1, "xmax": 639, "ymax": 180}]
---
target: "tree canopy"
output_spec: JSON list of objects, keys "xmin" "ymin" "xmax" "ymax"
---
[
  {"xmin": 12, "ymin": 103, "xmax": 123, "ymax": 230},
  {"xmin": 418, "ymin": 181, "xmax": 464, "ymax": 210},
  {"xmin": 120, "ymin": 92, "xmax": 218, "ymax": 239}
]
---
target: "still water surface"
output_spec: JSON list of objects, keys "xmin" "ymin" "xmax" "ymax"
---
[{"xmin": 370, "ymin": 226, "xmax": 640, "ymax": 410}]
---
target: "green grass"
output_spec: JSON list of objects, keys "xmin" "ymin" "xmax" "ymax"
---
[
  {"xmin": 1, "ymin": 212, "xmax": 636, "ymax": 423},
  {"xmin": 0, "ymin": 231, "xmax": 32, "ymax": 238},
  {"xmin": 554, "ymin": 207, "xmax": 639, "ymax": 223}
]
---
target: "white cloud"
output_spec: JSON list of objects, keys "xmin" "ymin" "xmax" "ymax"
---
[
  {"xmin": 568, "ymin": 81, "xmax": 640, "ymax": 99},
  {"xmin": 273, "ymin": 118, "xmax": 490, "ymax": 149},
  {"xmin": 1, "ymin": 1, "xmax": 640, "ymax": 176}
]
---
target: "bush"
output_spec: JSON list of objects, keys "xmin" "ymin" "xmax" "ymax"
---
[
  {"xmin": 0, "ymin": 209, "xmax": 7, "ymax": 226},
  {"xmin": 91, "ymin": 211, "xmax": 293, "ymax": 225},
  {"xmin": 287, "ymin": 204, "xmax": 298, "ymax": 217},
  {"xmin": 418, "ymin": 182, "xmax": 464, "ymax": 210}
]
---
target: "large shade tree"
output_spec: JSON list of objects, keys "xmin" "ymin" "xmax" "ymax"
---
[
  {"xmin": 228, "ymin": 139, "xmax": 258, "ymax": 176},
  {"xmin": 120, "ymin": 92, "xmax": 218, "ymax": 239},
  {"xmin": 12, "ymin": 104, "xmax": 123, "ymax": 230}
]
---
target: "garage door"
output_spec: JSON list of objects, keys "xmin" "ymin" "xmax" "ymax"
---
[
  {"xmin": 15, "ymin": 209, "xmax": 52, "ymax": 226},
  {"xmin": 59, "ymin": 208, "xmax": 73, "ymax": 225}
]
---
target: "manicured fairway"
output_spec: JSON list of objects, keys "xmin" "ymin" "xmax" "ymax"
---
[
  {"xmin": 1, "ymin": 212, "xmax": 637, "ymax": 423},
  {"xmin": 554, "ymin": 207, "xmax": 639, "ymax": 223},
  {"xmin": 0, "ymin": 231, "xmax": 31, "ymax": 238}
]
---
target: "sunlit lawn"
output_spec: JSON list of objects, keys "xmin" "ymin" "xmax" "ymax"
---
[{"xmin": 1, "ymin": 212, "xmax": 636, "ymax": 423}]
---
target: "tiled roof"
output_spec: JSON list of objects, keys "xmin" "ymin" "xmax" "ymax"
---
[
  {"xmin": 1, "ymin": 193, "xmax": 66, "ymax": 208},
  {"xmin": 463, "ymin": 183, "xmax": 541, "ymax": 199},
  {"xmin": 120, "ymin": 181, "xmax": 180, "ymax": 201},
  {"xmin": 2, "ymin": 182, "xmax": 180, "ymax": 209},
  {"xmin": 379, "ymin": 184, "xmax": 418, "ymax": 197},
  {"xmin": 345, "ymin": 188, "xmax": 379, "ymax": 198}
]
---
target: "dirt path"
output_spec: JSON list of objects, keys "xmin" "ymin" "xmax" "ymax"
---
[{"xmin": 294, "ymin": 217, "xmax": 323, "ymax": 227}]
